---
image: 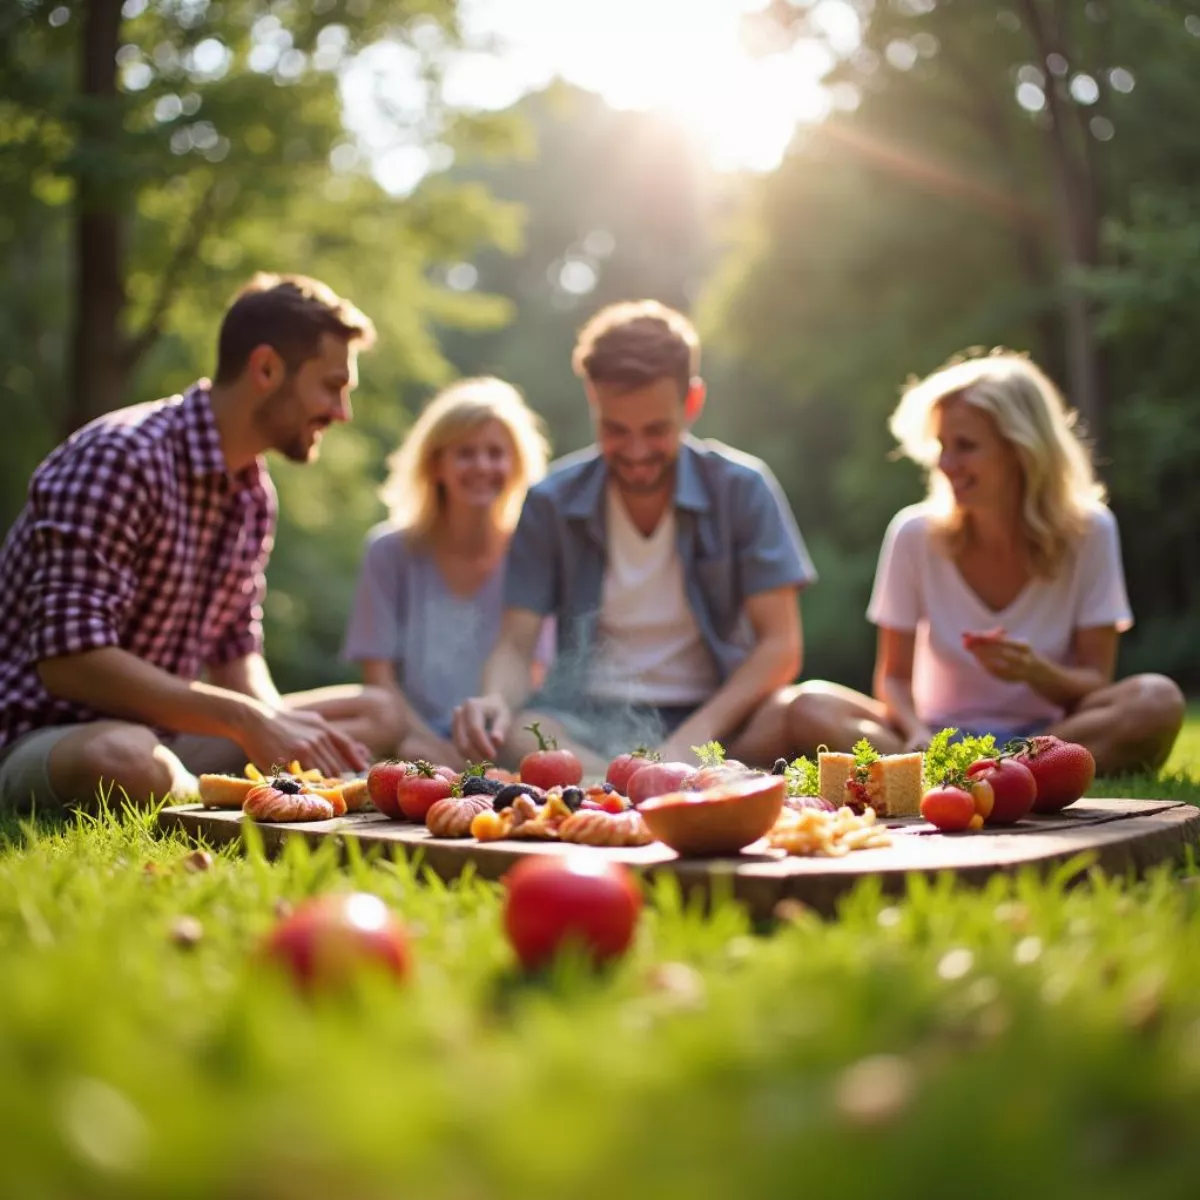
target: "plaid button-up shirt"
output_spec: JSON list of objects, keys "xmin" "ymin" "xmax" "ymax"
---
[{"xmin": 0, "ymin": 383, "xmax": 277, "ymax": 754}]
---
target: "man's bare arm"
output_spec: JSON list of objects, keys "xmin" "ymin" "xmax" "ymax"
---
[
  {"xmin": 37, "ymin": 648, "xmax": 366, "ymax": 775},
  {"xmin": 207, "ymin": 652, "xmax": 282, "ymax": 707},
  {"xmin": 660, "ymin": 587, "xmax": 802, "ymax": 757}
]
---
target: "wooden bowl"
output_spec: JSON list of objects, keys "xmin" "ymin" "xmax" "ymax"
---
[{"xmin": 638, "ymin": 775, "xmax": 786, "ymax": 857}]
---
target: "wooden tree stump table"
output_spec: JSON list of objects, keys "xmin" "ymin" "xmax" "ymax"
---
[{"xmin": 157, "ymin": 797, "xmax": 1200, "ymax": 920}]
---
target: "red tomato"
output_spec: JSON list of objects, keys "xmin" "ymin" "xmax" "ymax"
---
[
  {"xmin": 1010, "ymin": 736, "xmax": 1095, "ymax": 813},
  {"xmin": 966, "ymin": 757, "xmax": 1037, "ymax": 824},
  {"xmin": 626, "ymin": 761, "xmax": 696, "ymax": 806},
  {"xmin": 366, "ymin": 759, "xmax": 411, "ymax": 819},
  {"xmin": 920, "ymin": 784, "xmax": 978, "ymax": 832},
  {"xmin": 606, "ymin": 749, "xmax": 658, "ymax": 794},
  {"xmin": 260, "ymin": 892, "xmax": 411, "ymax": 992},
  {"xmin": 503, "ymin": 856, "xmax": 642, "ymax": 971},
  {"xmin": 396, "ymin": 764, "xmax": 455, "ymax": 822},
  {"xmin": 519, "ymin": 722, "xmax": 583, "ymax": 790}
]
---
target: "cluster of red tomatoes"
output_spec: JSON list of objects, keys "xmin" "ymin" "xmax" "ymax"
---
[{"xmin": 919, "ymin": 735, "xmax": 1096, "ymax": 833}]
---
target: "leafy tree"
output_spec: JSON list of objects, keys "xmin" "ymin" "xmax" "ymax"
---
[{"xmin": 0, "ymin": 0, "xmax": 526, "ymax": 689}]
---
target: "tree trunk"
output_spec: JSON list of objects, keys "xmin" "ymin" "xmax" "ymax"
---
[
  {"xmin": 66, "ymin": 0, "xmax": 126, "ymax": 437},
  {"xmin": 1018, "ymin": 0, "xmax": 1106, "ymax": 452}
]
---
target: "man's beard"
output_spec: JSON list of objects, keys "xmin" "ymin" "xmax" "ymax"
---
[
  {"xmin": 254, "ymin": 379, "xmax": 320, "ymax": 463},
  {"xmin": 609, "ymin": 456, "xmax": 674, "ymax": 496}
]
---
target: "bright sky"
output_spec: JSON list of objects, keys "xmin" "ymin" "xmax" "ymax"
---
[{"xmin": 342, "ymin": 0, "xmax": 862, "ymax": 195}]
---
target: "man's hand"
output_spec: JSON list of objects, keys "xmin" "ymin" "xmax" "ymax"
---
[
  {"xmin": 451, "ymin": 694, "xmax": 513, "ymax": 762},
  {"xmin": 241, "ymin": 707, "xmax": 371, "ymax": 777}
]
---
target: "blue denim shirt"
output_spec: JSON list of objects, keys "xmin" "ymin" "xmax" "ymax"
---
[{"xmin": 504, "ymin": 436, "xmax": 817, "ymax": 690}]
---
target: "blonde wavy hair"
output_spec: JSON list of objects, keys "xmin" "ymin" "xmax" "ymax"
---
[
  {"xmin": 380, "ymin": 377, "xmax": 549, "ymax": 540},
  {"xmin": 889, "ymin": 350, "xmax": 1106, "ymax": 577}
]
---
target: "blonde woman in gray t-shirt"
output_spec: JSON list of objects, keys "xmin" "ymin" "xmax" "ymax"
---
[
  {"xmin": 342, "ymin": 378, "xmax": 551, "ymax": 768},
  {"xmin": 789, "ymin": 351, "xmax": 1184, "ymax": 775}
]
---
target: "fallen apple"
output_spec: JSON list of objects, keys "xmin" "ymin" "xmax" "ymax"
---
[
  {"xmin": 503, "ymin": 855, "xmax": 642, "ymax": 972},
  {"xmin": 260, "ymin": 892, "xmax": 411, "ymax": 992}
]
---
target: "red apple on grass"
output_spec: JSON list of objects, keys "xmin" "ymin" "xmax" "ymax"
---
[
  {"xmin": 261, "ymin": 892, "xmax": 411, "ymax": 992},
  {"xmin": 503, "ymin": 855, "xmax": 642, "ymax": 972}
]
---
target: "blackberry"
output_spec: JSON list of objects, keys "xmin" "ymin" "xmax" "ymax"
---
[
  {"xmin": 771, "ymin": 758, "xmax": 789, "ymax": 776},
  {"xmin": 461, "ymin": 774, "xmax": 505, "ymax": 797},
  {"xmin": 561, "ymin": 786, "xmax": 585, "ymax": 812},
  {"xmin": 493, "ymin": 782, "xmax": 541, "ymax": 812},
  {"xmin": 270, "ymin": 775, "xmax": 304, "ymax": 795}
]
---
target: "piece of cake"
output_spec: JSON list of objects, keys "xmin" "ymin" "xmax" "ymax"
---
[
  {"xmin": 861, "ymin": 753, "xmax": 924, "ymax": 817},
  {"xmin": 818, "ymin": 752, "xmax": 856, "ymax": 808},
  {"xmin": 818, "ymin": 750, "xmax": 925, "ymax": 817}
]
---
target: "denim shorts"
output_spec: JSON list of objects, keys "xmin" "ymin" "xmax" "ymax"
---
[{"xmin": 952, "ymin": 722, "xmax": 1045, "ymax": 747}]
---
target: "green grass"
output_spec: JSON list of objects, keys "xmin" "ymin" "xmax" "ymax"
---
[{"xmin": 2, "ymin": 716, "xmax": 1200, "ymax": 1198}]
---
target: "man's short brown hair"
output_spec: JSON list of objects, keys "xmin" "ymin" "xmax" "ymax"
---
[
  {"xmin": 214, "ymin": 272, "xmax": 376, "ymax": 384},
  {"xmin": 572, "ymin": 300, "xmax": 700, "ymax": 398}
]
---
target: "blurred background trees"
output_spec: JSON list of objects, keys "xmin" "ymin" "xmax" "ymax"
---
[{"xmin": 2, "ymin": 0, "xmax": 1198, "ymax": 693}]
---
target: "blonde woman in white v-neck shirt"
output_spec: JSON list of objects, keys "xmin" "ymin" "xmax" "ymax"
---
[{"xmin": 788, "ymin": 351, "xmax": 1184, "ymax": 775}]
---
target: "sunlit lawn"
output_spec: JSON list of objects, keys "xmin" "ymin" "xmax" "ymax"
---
[{"xmin": 1, "ymin": 711, "xmax": 1199, "ymax": 1198}]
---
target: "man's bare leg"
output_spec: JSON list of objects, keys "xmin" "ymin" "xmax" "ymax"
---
[{"xmin": 47, "ymin": 720, "xmax": 197, "ymax": 809}]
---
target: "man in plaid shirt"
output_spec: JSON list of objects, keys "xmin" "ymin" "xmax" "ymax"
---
[{"xmin": 0, "ymin": 273, "xmax": 402, "ymax": 811}]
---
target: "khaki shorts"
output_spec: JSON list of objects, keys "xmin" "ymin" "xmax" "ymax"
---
[{"xmin": 0, "ymin": 724, "xmax": 248, "ymax": 813}]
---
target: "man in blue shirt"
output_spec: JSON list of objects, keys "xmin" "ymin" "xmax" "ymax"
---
[{"xmin": 452, "ymin": 300, "xmax": 817, "ymax": 775}]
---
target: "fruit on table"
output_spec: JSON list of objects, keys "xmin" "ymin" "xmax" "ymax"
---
[
  {"xmin": 260, "ymin": 892, "xmax": 411, "ymax": 992},
  {"xmin": 519, "ymin": 722, "xmax": 583, "ymax": 790},
  {"xmin": 366, "ymin": 760, "xmax": 411, "ymax": 819},
  {"xmin": 919, "ymin": 784, "xmax": 979, "ymax": 832},
  {"xmin": 1010, "ymin": 736, "xmax": 1096, "ymax": 813},
  {"xmin": 396, "ymin": 761, "xmax": 455, "ymax": 822},
  {"xmin": 606, "ymin": 748, "xmax": 659, "ymax": 794},
  {"xmin": 638, "ymin": 774, "xmax": 786, "ymax": 857},
  {"xmin": 503, "ymin": 855, "xmax": 642, "ymax": 971},
  {"xmin": 966, "ymin": 756, "xmax": 1037, "ymax": 825},
  {"xmin": 688, "ymin": 761, "xmax": 756, "ymax": 792},
  {"xmin": 626, "ymin": 761, "xmax": 696, "ymax": 806}
]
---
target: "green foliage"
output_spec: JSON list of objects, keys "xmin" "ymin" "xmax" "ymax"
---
[
  {"xmin": 0, "ymin": 0, "xmax": 531, "ymax": 691},
  {"xmin": 922, "ymin": 728, "xmax": 999, "ymax": 790},
  {"xmin": 692, "ymin": 741, "xmax": 726, "ymax": 768},
  {"xmin": 850, "ymin": 737, "xmax": 881, "ymax": 782},
  {"xmin": 784, "ymin": 755, "xmax": 820, "ymax": 797}
]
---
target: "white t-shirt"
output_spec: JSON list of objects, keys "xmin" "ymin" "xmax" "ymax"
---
[
  {"xmin": 587, "ymin": 488, "xmax": 718, "ymax": 705},
  {"xmin": 867, "ymin": 503, "xmax": 1133, "ymax": 733}
]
